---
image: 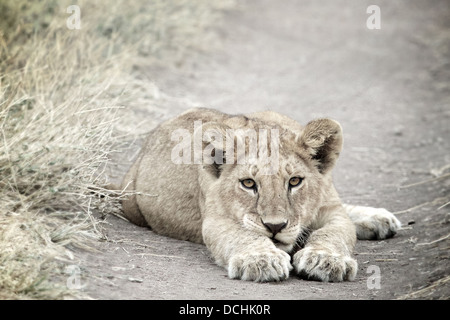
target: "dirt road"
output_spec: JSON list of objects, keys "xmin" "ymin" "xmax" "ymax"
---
[{"xmin": 74, "ymin": 0, "xmax": 449, "ymax": 299}]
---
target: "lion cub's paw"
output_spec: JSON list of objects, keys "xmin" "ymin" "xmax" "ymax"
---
[
  {"xmin": 351, "ymin": 207, "xmax": 402, "ymax": 240},
  {"xmin": 293, "ymin": 247, "xmax": 357, "ymax": 282},
  {"xmin": 228, "ymin": 248, "xmax": 292, "ymax": 282}
]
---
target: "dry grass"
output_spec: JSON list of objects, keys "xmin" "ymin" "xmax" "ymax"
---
[
  {"xmin": 0, "ymin": 0, "xmax": 233, "ymax": 299},
  {"xmin": 397, "ymin": 275, "xmax": 450, "ymax": 300}
]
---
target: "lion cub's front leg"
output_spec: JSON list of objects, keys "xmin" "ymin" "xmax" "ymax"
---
[
  {"xmin": 202, "ymin": 217, "xmax": 292, "ymax": 282},
  {"xmin": 343, "ymin": 204, "xmax": 402, "ymax": 240},
  {"xmin": 228, "ymin": 244, "xmax": 292, "ymax": 282},
  {"xmin": 292, "ymin": 205, "xmax": 358, "ymax": 282}
]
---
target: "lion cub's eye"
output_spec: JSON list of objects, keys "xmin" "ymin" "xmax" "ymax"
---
[
  {"xmin": 241, "ymin": 179, "xmax": 256, "ymax": 189},
  {"xmin": 289, "ymin": 177, "xmax": 303, "ymax": 188}
]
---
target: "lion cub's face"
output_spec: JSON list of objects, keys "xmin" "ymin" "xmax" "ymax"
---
[
  {"xmin": 202, "ymin": 117, "xmax": 342, "ymax": 253},
  {"xmin": 219, "ymin": 154, "xmax": 323, "ymax": 253}
]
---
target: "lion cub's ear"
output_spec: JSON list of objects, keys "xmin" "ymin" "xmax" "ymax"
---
[
  {"xmin": 195, "ymin": 122, "xmax": 231, "ymax": 178},
  {"xmin": 297, "ymin": 119, "xmax": 343, "ymax": 174}
]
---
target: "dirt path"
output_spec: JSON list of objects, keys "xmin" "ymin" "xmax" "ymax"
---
[{"xmin": 74, "ymin": 0, "xmax": 449, "ymax": 299}]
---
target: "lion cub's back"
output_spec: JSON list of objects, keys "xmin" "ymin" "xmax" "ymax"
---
[{"xmin": 132, "ymin": 108, "xmax": 228, "ymax": 243}]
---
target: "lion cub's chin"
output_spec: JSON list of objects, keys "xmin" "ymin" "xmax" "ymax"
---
[{"xmin": 273, "ymin": 241, "xmax": 294, "ymax": 253}]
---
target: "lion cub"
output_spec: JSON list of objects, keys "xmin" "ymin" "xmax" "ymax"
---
[{"xmin": 121, "ymin": 108, "xmax": 401, "ymax": 282}]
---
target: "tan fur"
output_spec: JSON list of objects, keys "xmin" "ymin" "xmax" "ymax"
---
[{"xmin": 121, "ymin": 108, "xmax": 401, "ymax": 282}]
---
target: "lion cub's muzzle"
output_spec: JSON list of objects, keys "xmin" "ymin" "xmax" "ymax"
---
[
  {"xmin": 261, "ymin": 220, "xmax": 288, "ymax": 239},
  {"xmin": 243, "ymin": 214, "xmax": 297, "ymax": 251},
  {"xmin": 261, "ymin": 219, "xmax": 290, "ymax": 246}
]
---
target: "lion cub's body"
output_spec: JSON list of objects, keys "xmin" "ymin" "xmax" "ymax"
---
[
  {"xmin": 122, "ymin": 108, "xmax": 234, "ymax": 241},
  {"xmin": 121, "ymin": 108, "xmax": 401, "ymax": 282}
]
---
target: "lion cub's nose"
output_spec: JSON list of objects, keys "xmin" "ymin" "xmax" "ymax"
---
[{"xmin": 262, "ymin": 221, "xmax": 288, "ymax": 236}]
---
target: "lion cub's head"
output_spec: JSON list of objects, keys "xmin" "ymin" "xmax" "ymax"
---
[{"xmin": 199, "ymin": 116, "xmax": 343, "ymax": 253}]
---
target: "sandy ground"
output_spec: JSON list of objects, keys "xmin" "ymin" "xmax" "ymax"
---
[{"xmin": 73, "ymin": 0, "xmax": 449, "ymax": 299}]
